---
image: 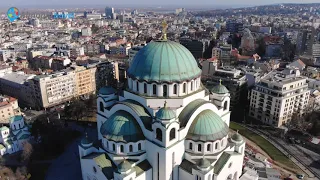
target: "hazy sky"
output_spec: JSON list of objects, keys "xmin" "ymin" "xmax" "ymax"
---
[{"xmin": 4, "ymin": 0, "xmax": 320, "ymax": 8}]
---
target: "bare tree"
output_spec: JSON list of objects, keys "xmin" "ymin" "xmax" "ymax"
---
[
  {"xmin": 0, "ymin": 166, "xmax": 16, "ymax": 180},
  {"xmin": 15, "ymin": 166, "xmax": 28, "ymax": 180},
  {"xmin": 21, "ymin": 142, "xmax": 33, "ymax": 163}
]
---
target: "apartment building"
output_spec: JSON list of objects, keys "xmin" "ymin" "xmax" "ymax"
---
[
  {"xmin": 249, "ymin": 68, "xmax": 310, "ymax": 127},
  {"xmin": 0, "ymin": 72, "xmax": 36, "ymax": 108},
  {"xmin": 0, "ymin": 96, "xmax": 20, "ymax": 124},
  {"xmin": 30, "ymin": 71, "xmax": 76, "ymax": 109},
  {"xmin": 202, "ymin": 61, "xmax": 247, "ymax": 109},
  {"xmin": 73, "ymin": 66, "xmax": 97, "ymax": 96},
  {"xmin": 31, "ymin": 56, "xmax": 71, "ymax": 71},
  {"xmin": 96, "ymin": 61, "xmax": 119, "ymax": 90}
]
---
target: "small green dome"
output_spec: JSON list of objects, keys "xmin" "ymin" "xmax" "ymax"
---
[
  {"xmin": 198, "ymin": 158, "xmax": 211, "ymax": 169},
  {"xmin": 99, "ymin": 86, "xmax": 116, "ymax": 95},
  {"xmin": 118, "ymin": 160, "xmax": 132, "ymax": 172},
  {"xmin": 187, "ymin": 110, "xmax": 229, "ymax": 142},
  {"xmin": 211, "ymin": 84, "xmax": 229, "ymax": 94},
  {"xmin": 231, "ymin": 132, "xmax": 243, "ymax": 143},
  {"xmin": 81, "ymin": 133, "xmax": 93, "ymax": 146},
  {"xmin": 155, "ymin": 102, "xmax": 176, "ymax": 120},
  {"xmin": 100, "ymin": 111, "xmax": 144, "ymax": 142},
  {"xmin": 127, "ymin": 40, "xmax": 202, "ymax": 83}
]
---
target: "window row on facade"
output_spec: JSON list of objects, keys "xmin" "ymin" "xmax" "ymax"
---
[
  {"xmin": 127, "ymin": 77, "xmax": 201, "ymax": 97},
  {"xmin": 186, "ymin": 138, "xmax": 228, "ymax": 154},
  {"xmin": 103, "ymin": 139, "xmax": 145, "ymax": 154}
]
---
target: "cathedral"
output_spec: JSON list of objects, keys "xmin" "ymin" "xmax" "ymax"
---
[{"xmin": 79, "ymin": 39, "xmax": 245, "ymax": 180}]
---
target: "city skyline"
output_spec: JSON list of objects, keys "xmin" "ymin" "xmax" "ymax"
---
[{"xmin": 2, "ymin": 0, "xmax": 320, "ymax": 9}]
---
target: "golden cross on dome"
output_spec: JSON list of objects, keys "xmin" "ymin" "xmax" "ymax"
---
[
  {"xmin": 161, "ymin": 20, "xmax": 168, "ymax": 41},
  {"xmin": 219, "ymin": 79, "xmax": 222, "ymax": 85}
]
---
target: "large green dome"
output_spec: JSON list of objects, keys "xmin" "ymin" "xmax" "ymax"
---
[
  {"xmin": 187, "ymin": 110, "xmax": 229, "ymax": 142},
  {"xmin": 100, "ymin": 111, "xmax": 145, "ymax": 142},
  {"xmin": 127, "ymin": 40, "xmax": 202, "ymax": 83}
]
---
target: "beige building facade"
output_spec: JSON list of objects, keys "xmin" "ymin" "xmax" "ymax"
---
[
  {"xmin": 0, "ymin": 96, "xmax": 20, "ymax": 124},
  {"xmin": 249, "ymin": 68, "xmax": 310, "ymax": 127},
  {"xmin": 74, "ymin": 66, "xmax": 97, "ymax": 96}
]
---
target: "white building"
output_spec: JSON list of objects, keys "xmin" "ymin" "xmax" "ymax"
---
[
  {"xmin": 0, "ymin": 115, "xmax": 31, "ymax": 156},
  {"xmin": 79, "ymin": 40, "xmax": 245, "ymax": 180},
  {"xmin": 249, "ymin": 68, "xmax": 310, "ymax": 127}
]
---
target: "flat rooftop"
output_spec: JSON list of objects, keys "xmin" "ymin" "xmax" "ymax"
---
[{"xmin": 0, "ymin": 72, "xmax": 35, "ymax": 84}]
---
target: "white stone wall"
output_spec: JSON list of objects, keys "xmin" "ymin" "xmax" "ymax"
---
[
  {"xmin": 80, "ymin": 159, "xmax": 108, "ymax": 180},
  {"xmin": 179, "ymin": 168, "xmax": 193, "ymax": 180},
  {"xmin": 135, "ymin": 168, "xmax": 152, "ymax": 180}
]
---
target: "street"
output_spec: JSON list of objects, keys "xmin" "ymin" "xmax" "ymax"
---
[
  {"xmin": 273, "ymin": 136, "xmax": 320, "ymax": 179},
  {"xmin": 45, "ymin": 124, "xmax": 97, "ymax": 180},
  {"xmin": 252, "ymin": 127, "xmax": 320, "ymax": 180}
]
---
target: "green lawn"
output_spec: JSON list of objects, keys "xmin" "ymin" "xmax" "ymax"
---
[{"xmin": 230, "ymin": 122, "xmax": 299, "ymax": 170}]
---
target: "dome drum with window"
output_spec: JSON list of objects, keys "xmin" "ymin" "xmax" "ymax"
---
[{"xmin": 127, "ymin": 41, "xmax": 202, "ymax": 97}]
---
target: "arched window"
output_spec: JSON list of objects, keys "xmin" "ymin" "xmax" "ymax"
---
[
  {"xmin": 144, "ymin": 83, "xmax": 147, "ymax": 94},
  {"xmin": 112, "ymin": 144, "xmax": 116, "ymax": 151},
  {"xmin": 156, "ymin": 128, "xmax": 162, "ymax": 141},
  {"xmin": 173, "ymin": 84, "xmax": 177, "ymax": 94},
  {"xmin": 136, "ymin": 81, "xmax": 139, "ymax": 92},
  {"xmin": 191, "ymin": 81, "xmax": 193, "ymax": 91},
  {"xmin": 163, "ymin": 85, "xmax": 168, "ymax": 97},
  {"xmin": 138, "ymin": 143, "xmax": 141, "ymax": 151},
  {"xmin": 18, "ymin": 124, "xmax": 20, "ymax": 129},
  {"xmin": 153, "ymin": 84, "xmax": 157, "ymax": 95},
  {"xmin": 183, "ymin": 83, "xmax": 186, "ymax": 93},
  {"xmin": 129, "ymin": 145, "xmax": 133, "ymax": 152},
  {"xmin": 99, "ymin": 102, "xmax": 104, "ymax": 112},
  {"xmin": 221, "ymin": 139, "xmax": 224, "ymax": 147},
  {"xmin": 189, "ymin": 142, "xmax": 193, "ymax": 150},
  {"xmin": 198, "ymin": 144, "xmax": 202, "ymax": 152},
  {"xmin": 215, "ymin": 143, "xmax": 218, "ymax": 150},
  {"xmin": 224, "ymin": 101, "xmax": 228, "ymax": 111},
  {"xmin": 14, "ymin": 124, "xmax": 16, "ymax": 130},
  {"xmin": 169, "ymin": 128, "xmax": 176, "ymax": 140},
  {"xmin": 208, "ymin": 174, "xmax": 212, "ymax": 180},
  {"xmin": 120, "ymin": 145, "xmax": 124, "ymax": 152},
  {"xmin": 207, "ymin": 144, "xmax": 211, "ymax": 151}
]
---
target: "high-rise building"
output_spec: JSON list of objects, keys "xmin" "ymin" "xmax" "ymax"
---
[
  {"xmin": 226, "ymin": 19, "xmax": 244, "ymax": 34},
  {"xmin": 249, "ymin": 68, "xmax": 310, "ymax": 127},
  {"xmin": 105, "ymin": 7, "xmax": 114, "ymax": 19},
  {"xmin": 79, "ymin": 40, "xmax": 245, "ymax": 180},
  {"xmin": 179, "ymin": 38, "xmax": 205, "ymax": 59}
]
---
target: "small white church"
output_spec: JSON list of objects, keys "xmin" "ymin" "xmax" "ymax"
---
[
  {"xmin": 79, "ymin": 39, "xmax": 245, "ymax": 180},
  {"xmin": 0, "ymin": 115, "xmax": 31, "ymax": 156}
]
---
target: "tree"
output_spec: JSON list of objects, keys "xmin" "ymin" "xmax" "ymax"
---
[
  {"xmin": 64, "ymin": 98, "xmax": 87, "ymax": 121},
  {"xmin": 255, "ymin": 37, "xmax": 266, "ymax": 57},
  {"xmin": 15, "ymin": 166, "xmax": 28, "ymax": 179},
  {"xmin": 91, "ymin": 24, "xmax": 99, "ymax": 34},
  {"xmin": 21, "ymin": 142, "xmax": 33, "ymax": 163},
  {"xmin": 0, "ymin": 166, "xmax": 16, "ymax": 179}
]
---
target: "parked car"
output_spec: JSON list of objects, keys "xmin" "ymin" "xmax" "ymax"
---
[{"xmin": 296, "ymin": 174, "xmax": 305, "ymax": 179}]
